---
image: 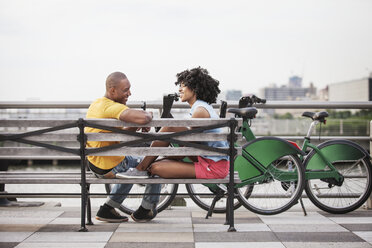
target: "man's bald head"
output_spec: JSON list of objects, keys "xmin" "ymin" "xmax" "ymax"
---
[{"xmin": 106, "ymin": 72, "xmax": 127, "ymax": 90}]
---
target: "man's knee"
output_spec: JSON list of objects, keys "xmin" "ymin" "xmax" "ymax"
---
[{"xmin": 149, "ymin": 162, "xmax": 161, "ymax": 175}]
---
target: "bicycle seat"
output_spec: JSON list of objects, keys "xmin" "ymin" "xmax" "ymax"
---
[
  {"xmin": 227, "ymin": 107, "xmax": 257, "ymax": 119},
  {"xmin": 302, "ymin": 111, "xmax": 329, "ymax": 121}
]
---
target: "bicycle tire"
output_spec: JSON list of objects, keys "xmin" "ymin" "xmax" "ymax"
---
[
  {"xmin": 237, "ymin": 154, "xmax": 305, "ymax": 215},
  {"xmin": 185, "ymin": 183, "xmax": 251, "ymax": 213},
  {"xmin": 304, "ymin": 140, "xmax": 372, "ymax": 214},
  {"xmin": 105, "ymin": 183, "xmax": 178, "ymax": 214}
]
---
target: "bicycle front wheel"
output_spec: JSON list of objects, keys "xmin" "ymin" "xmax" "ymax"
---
[
  {"xmin": 237, "ymin": 154, "xmax": 305, "ymax": 215},
  {"xmin": 304, "ymin": 140, "xmax": 372, "ymax": 214},
  {"xmin": 105, "ymin": 183, "xmax": 178, "ymax": 214},
  {"xmin": 185, "ymin": 184, "xmax": 251, "ymax": 213}
]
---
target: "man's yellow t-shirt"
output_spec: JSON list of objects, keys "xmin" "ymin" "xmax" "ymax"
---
[{"xmin": 86, "ymin": 97, "xmax": 129, "ymax": 170}]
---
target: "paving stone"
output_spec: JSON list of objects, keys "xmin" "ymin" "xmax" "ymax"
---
[
  {"xmin": 341, "ymin": 224, "xmax": 372, "ymax": 231},
  {"xmin": 329, "ymin": 217, "xmax": 372, "ymax": 224},
  {"xmin": 0, "ymin": 218, "xmax": 52, "ymax": 225},
  {"xmin": 109, "ymin": 232, "xmax": 193, "ymax": 242},
  {"xmin": 192, "ymin": 216, "xmax": 261, "ymax": 224},
  {"xmin": 354, "ymin": 231, "xmax": 372, "ymax": 243},
  {"xmin": 0, "ymin": 232, "xmax": 33, "ymax": 242},
  {"xmin": 0, "ymin": 210, "xmax": 63, "ymax": 219},
  {"xmin": 269, "ymin": 224, "xmax": 348, "ymax": 232},
  {"xmin": 276, "ymin": 232, "xmax": 365, "ymax": 242},
  {"xmin": 0, "ymin": 242, "xmax": 19, "ymax": 248},
  {"xmin": 194, "ymin": 232, "xmax": 279, "ymax": 242},
  {"xmin": 132, "ymin": 217, "xmax": 192, "ymax": 225},
  {"xmin": 1, "ymin": 206, "xmax": 371, "ymax": 247},
  {"xmin": 14, "ymin": 243, "xmax": 106, "ymax": 248},
  {"xmin": 195, "ymin": 242, "xmax": 285, "ymax": 248},
  {"xmin": 37, "ymin": 224, "xmax": 119, "ymax": 232},
  {"xmin": 106, "ymin": 242, "xmax": 194, "ymax": 248},
  {"xmin": 23, "ymin": 232, "xmax": 112, "ymax": 243},
  {"xmin": 259, "ymin": 212, "xmax": 333, "ymax": 224},
  {"xmin": 0, "ymin": 225, "xmax": 42, "ymax": 232},
  {"xmin": 283, "ymin": 242, "xmax": 372, "ymax": 248},
  {"xmin": 48, "ymin": 217, "xmax": 103, "ymax": 225},
  {"xmin": 320, "ymin": 210, "xmax": 372, "ymax": 218},
  {"xmin": 116, "ymin": 223, "xmax": 192, "ymax": 233},
  {"xmin": 193, "ymin": 223, "xmax": 270, "ymax": 232}
]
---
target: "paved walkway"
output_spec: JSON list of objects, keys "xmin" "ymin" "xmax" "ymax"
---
[{"xmin": 0, "ymin": 202, "xmax": 372, "ymax": 248}]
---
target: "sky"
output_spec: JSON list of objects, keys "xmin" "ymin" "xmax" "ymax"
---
[{"xmin": 0, "ymin": 0, "xmax": 371, "ymax": 102}]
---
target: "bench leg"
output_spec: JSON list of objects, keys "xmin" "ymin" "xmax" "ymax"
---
[
  {"xmin": 86, "ymin": 184, "xmax": 94, "ymax": 225},
  {"xmin": 226, "ymin": 184, "xmax": 236, "ymax": 232},
  {"xmin": 79, "ymin": 184, "xmax": 88, "ymax": 232}
]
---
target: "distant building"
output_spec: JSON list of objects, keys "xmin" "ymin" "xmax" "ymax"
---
[
  {"xmin": 259, "ymin": 76, "xmax": 316, "ymax": 101},
  {"xmin": 328, "ymin": 75, "xmax": 372, "ymax": 101},
  {"xmin": 225, "ymin": 90, "xmax": 242, "ymax": 101},
  {"xmin": 288, "ymin": 76, "xmax": 302, "ymax": 88}
]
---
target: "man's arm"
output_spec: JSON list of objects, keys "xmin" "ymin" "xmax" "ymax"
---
[{"xmin": 119, "ymin": 109, "xmax": 153, "ymax": 125}]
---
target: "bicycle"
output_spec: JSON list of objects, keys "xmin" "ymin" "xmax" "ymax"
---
[
  {"xmin": 187, "ymin": 95, "xmax": 306, "ymax": 215},
  {"xmin": 300, "ymin": 111, "xmax": 372, "ymax": 214},
  {"xmin": 188, "ymin": 96, "xmax": 372, "ymax": 215}
]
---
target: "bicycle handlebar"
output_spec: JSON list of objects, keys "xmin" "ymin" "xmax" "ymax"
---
[{"xmin": 238, "ymin": 95, "xmax": 266, "ymax": 108}]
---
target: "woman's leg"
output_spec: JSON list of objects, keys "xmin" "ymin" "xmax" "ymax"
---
[
  {"xmin": 149, "ymin": 159, "xmax": 196, "ymax": 178},
  {"xmin": 137, "ymin": 126, "xmax": 188, "ymax": 170}
]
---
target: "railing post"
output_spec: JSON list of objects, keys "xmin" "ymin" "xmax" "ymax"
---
[{"xmin": 368, "ymin": 121, "xmax": 372, "ymax": 209}]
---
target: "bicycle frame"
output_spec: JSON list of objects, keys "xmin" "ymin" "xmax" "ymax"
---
[
  {"xmin": 300, "ymin": 120, "xmax": 344, "ymax": 184},
  {"xmin": 234, "ymin": 117, "xmax": 304, "ymax": 188}
]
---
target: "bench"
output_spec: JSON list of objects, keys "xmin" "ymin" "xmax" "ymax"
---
[{"xmin": 0, "ymin": 117, "xmax": 242, "ymax": 232}]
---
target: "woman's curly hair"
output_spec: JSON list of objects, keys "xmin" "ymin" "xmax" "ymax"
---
[{"xmin": 175, "ymin": 67, "xmax": 221, "ymax": 104}]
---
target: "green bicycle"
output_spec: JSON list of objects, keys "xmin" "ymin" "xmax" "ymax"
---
[
  {"xmin": 187, "ymin": 96, "xmax": 307, "ymax": 215},
  {"xmin": 188, "ymin": 96, "xmax": 372, "ymax": 215},
  {"xmin": 300, "ymin": 111, "xmax": 372, "ymax": 214}
]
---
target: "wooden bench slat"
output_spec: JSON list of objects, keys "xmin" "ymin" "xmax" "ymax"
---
[{"xmin": 0, "ymin": 172, "xmax": 241, "ymax": 184}]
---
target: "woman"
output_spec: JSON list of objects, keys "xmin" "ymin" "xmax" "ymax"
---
[{"xmin": 137, "ymin": 66, "xmax": 229, "ymax": 179}]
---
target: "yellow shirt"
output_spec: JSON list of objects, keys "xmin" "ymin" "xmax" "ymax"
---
[{"xmin": 85, "ymin": 97, "xmax": 129, "ymax": 170}]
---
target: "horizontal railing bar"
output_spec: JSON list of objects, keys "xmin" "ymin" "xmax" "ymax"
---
[
  {"xmin": 0, "ymin": 147, "xmax": 240, "ymax": 157},
  {"xmin": 1, "ymin": 101, "xmax": 372, "ymax": 109},
  {"xmin": 0, "ymin": 132, "xmax": 241, "ymax": 142},
  {"xmin": 0, "ymin": 118, "xmax": 242, "ymax": 127}
]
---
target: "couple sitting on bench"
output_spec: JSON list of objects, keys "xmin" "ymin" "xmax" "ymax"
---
[{"xmin": 86, "ymin": 67, "xmax": 229, "ymax": 223}]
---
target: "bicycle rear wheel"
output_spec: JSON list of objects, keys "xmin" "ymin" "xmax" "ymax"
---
[
  {"xmin": 105, "ymin": 183, "xmax": 178, "ymax": 214},
  {"xmin": 304, "ymin": 140, "xmax": 372, "ymax": 214},
  {"xmin": 237, "ymin": 154, "xmax": 305, "ymax": 215},
  {"xmin": 185, "ymin": 184, "xmax": 251, "ymax": 213}
]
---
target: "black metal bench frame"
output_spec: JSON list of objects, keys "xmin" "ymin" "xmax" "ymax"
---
[{"xmin": 0, "ymin": 118, "xmax": 240, "ymax": 232}]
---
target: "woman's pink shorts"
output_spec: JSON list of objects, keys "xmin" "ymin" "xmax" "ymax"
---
[{"xmin": 194, "ymin": 156, "xmax": 229, "ymax": 179}]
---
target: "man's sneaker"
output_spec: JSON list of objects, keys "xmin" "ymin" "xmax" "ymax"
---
[
  {"xmin": 131, "ymin": 206, "xmax": 157, "ymax": 223},
  {"xmin": 116, "ymin": 168, "xmax": 149, "ymax": 179},
  {"xmin": 95, "ymin": 204, "xmax": 128, "ymax": 223}
]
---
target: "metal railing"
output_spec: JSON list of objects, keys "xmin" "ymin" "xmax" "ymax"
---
[
  {"xmin": 1, "ymin": 100, "xmax": 372, "ymax": 109},
  {"xmin": 1, "ymin": 100, "xmax": 371, "ymax": 208}
]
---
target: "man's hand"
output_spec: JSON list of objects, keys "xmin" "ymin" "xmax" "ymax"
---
[{"xmin": 140, "ymin": 127, "xmax": 151, "ymax": 132}]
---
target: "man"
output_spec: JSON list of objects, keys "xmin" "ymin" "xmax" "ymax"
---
[{"xmin": 86, "ymin": 71, "xmax": 160, "ymax": 223}]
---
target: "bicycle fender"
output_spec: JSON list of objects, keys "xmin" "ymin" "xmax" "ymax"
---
[
  {"xmin": 305, "ymin": 139, "xmax": 370, "ymax": 170},
  {"xmin": 243, "ymin": 137, "xmax": 304, "ymax": 164}
]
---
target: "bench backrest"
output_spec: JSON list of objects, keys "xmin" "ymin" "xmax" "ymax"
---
[{"xmin": 0, "ymin": 118, "xmax": 242, "ymax": 160}]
